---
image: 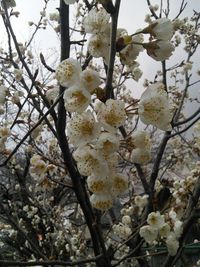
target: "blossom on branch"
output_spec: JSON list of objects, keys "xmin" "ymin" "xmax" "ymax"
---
[
  {"xmin": 90, "ymin": 193, "xmax": 113, "ymax": 211},
  {"xmin": 131, "ymin": 148, "xmax": 151, "ymax": 164},
  {"xmin": 143, "ymin": 40, "xmax": 175, "ymax": 61},
  {"xmin": 95, "ymin": 132, "xmax": 119, "ymax": 155},
  {"xmin": 139, "ymin": 225, "xmax": 158, "ymax": 244},
  {"xmin": 138, "ymin": 82, "xmax": 172, "ymax": 131},
  {"xmin": 63, "ymin": 84, "xmax": 91, "ymax": 113},
  {"xmin": 88, "ymin": 33, "xmax": 110, "ymax": 62},
  {"xmin": 83, "ymin": 8, "xmax": 110, "ymax": 34},
  {"xmin": 128, "ymin": 131, "xmax": 151, "ymax": 164},
  {"xmin": 143, "ymin": 18, "xmax": 174, "ymax": 41},
  {"xmin": 97, "ymin": 99, "xmax": 126, "ymax": 133},
  {"xmin": 128, "ymin": 130, "xmax": 151, "ymax": 149},
  {"xmin": 55, "ymin": 58, "xmax": 82, "ymax": 87},
  {"xmin": 68, "ymin": 111, "xmax": 100, "ymax": 146},
  {"xmin": 87, "ymin": 174, "xmax": 110, "ymax": 194},
  {"xmin": 110, "ymin": 172, "xmax": 128, "ymax": 198},
  {"xmin": 80, "ymin": 68, "xmax": 101, "ymax": 94},
  {"xmin": 45, "ymin": 87, "xmax": 59, "ymax": 104},
  {"xmin": 73, "ymin": 145, "xmax": 109, "ymax": 176},
  {"xmin": 119, "ymin": 34, "xmax": 144, "ymax": 65},
  {"xmin": 166, "ymin": 233, "xmax": 179, "ymax": 256},
  {"xmin": 30, "ymin": 155, "xmax": 47, "ymax": 178},
  {"xmin": 147, "ymin": 211, "xmax": 165, "ymax": 228},
  {"xmin": 159, "ymin": 223, "xmax": 171, "ymax": 238}
]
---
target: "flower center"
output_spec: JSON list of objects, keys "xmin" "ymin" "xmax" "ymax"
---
[
  {"xmin": 65, "ymin": 64, "xmax": 73, "ymax": 79},
  {"xmin": 80, "ymin": 121, "xmax": 94, "ymax": 135},
  {"xmin": 72, "ymin": 91, "xmax": 87, "ymax": 105}
]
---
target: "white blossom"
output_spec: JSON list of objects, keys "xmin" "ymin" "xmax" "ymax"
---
[
  {"xmin": 95, "ymin": 132, "xmax": 119, "ymax": 155},
  {"xmin": 63, "ymin": 84, "xmax": 91, "ymax": 113},
  {"xmin": 139, "ymin": 225, "xmax": 158, "ymax": 244},
  {"xmin": 122, "ymin": 215, "xmax": 132, "ymax": 225},
  {"xmin": 113, "ymin": 223, "xmax": 132, "ymax": 239},
  {"xmin": 159, "ymin": 223, "xmax": 171, "ymax": 238},
  {"xmin": 166, "ymin": 233, "xmax": 179, "ymax": 256},
  {"xmin": 30, "ymin": 155, "xmax": 47, "ymax": 178},
  {"xmin": 169, "ymin": 209, "xmax": 177, "ymax": 221},
  {"xmin": 87, "ymin": 174, "xmax": 110, "ymax": 194},
  {"xmin": 144, "ymin": 40, "xmax": 175, "ymax": 61},
  {"xmin": 83, "ymin": 8, "xmax": 110, "ymax": 34},
  {"xmin": 0, "ymin": 127, "xmax": 10, "ymax": 142},
  {"xmin": 90, "ymin": 193, "xmax": 113, "ymax": 211},
  {"xmin": 182, "ymin": 62, "xmax": 193, "ymax": 73},
  {"xmin": 88, "ymin": 33, "xmax": 110, "ymax": 62},
  {"xmin": 14, "ymin": 68, "xmax": 23, "ymax": 81},
  {"xmin": 106, "ymin": 152, "xmax": 119, "ymax": 169},
  {"xmin": 131, "ymin": 148, "xmax": 151, "ymax": 164},
  {"xmin": 144, "ymin": 18, "xmax": 173, "ymax": 41},
  {"xmin": 80, "ymin": 68, "xmax": 101, "ymax": 93},
  {"xmin": 135, "ymin": 194, "xmax": 149, "ymax": 208},
  {"xmin": 49, "ymin": 12, "xmax": 59, "ymax": 22},
  {"xmin": 97, "ymin": 99, "xmax": 126, "ymax": 133},
  {"xmin": 174, "ymin": 220, "xmax": 183, "ymax": 238},
  {"xmin": 73, "ymin": 145, "xmax": 109, "ymax": 176},
  {"xmin": 138, "ymin": 82, "xmax": 172, "ymax": 131},
  {"xmin": 128, "ymin": 131, "xmax": 151, "ymax": 149},
  {"xmin": 68, "ymin": 111, "xmax": 100, "ymax": 146},
  {"xmin": 110, "ymin": 172, "xmax": 128, "ymax": 197},
  {"xmin": 131, "ymin": 67, "xmax": 143, "ymax": 81},
  {"xmin": 120, "ymin": 34, "xmax": 144, "ymax": 65},
  {"xmin": 147, "ymin": 211, "xmax": 165, "ymax": 228},
  {"xmin": 46, "ymin": 87, "xmax": 59, "ymax": 103},
  {"xmin": 55, "ymin": 58, "xmax": 82, "ymax": 87}
]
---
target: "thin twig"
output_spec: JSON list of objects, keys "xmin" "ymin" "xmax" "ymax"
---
[
  {"xmin": 0, "ymin": 93, "xmax": 63, "ymax": 167},
  {"xmin": 40, "ymin": 52, "xmax": 55, "ymax": 72},
  {"xmin": 170, "ymin": 115, "xmax": 200, "ymax": 138},
  {"xmin": 147, "ymin": 0, "xmax": 159, "ymax": 19},
  {"xmin": 173, "ymin": 107, "xmax": 200, "ymax": 127}
]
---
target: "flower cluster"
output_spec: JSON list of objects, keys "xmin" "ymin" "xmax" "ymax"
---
[
  {"xmin": 139, "ymin": 210, "xmax": 183, "ymax": 256},
  {"xmin": 55, "ymin": 57, "xmax": 128, "ymax": 210},
  {"xmin": 117, "ymin": 17, "xmax": 175, "ymax": 64},
  {"xmin": 119, "ymin": 33, "xmax": 144, "ymax": 81},
  {"xmin": 119, "ymin": 194, "xmax": 149, "ymax": 218},
  {"xmin": 84, "ymin": 8, "xmax": 111, "ymax": 63},
  {"xmin": 113, "ymin": 221, "xmax": 132, "ymax": 239},
  {"xmin": 170, "ymin": 169, "xmax": 200, "ymax": 216},
  {"xmin": 142, "ymin": 17, "xmax": 175, "ymax": 61},
  {"xmin": 127, "ymin": 131, "xmax": 151, "ymax": 164},
  {"xmin": 83, "ymin": 8, "xmax": 175, "ymax": 81},
  {"xmin": 55, "ymin": 58, "xmax": 101, "ymax": 113}
]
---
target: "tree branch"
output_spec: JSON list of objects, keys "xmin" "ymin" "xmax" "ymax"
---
[{"xmin": 105, "ymin": 0, "xmax": 121, "ymax": 99}]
